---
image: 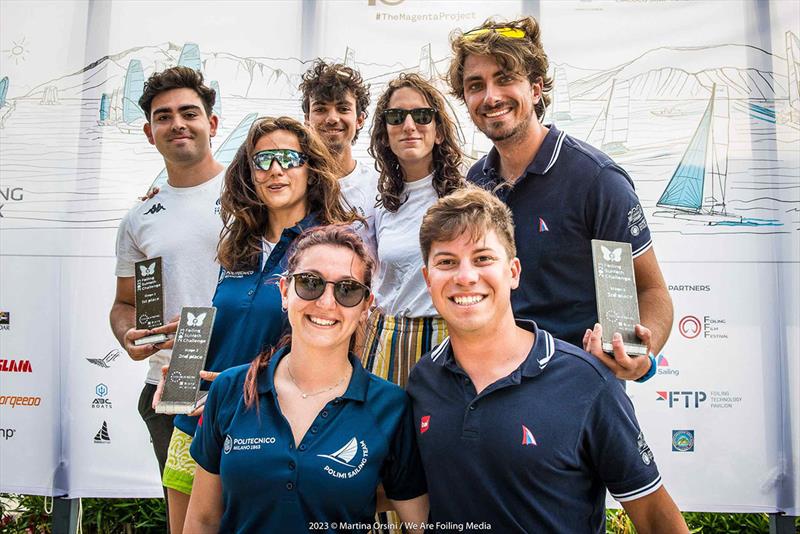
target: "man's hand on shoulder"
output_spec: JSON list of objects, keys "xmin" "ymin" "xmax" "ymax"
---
[
  {"xmin": 139, "ymin": 185, "xmax": 160, "ymax": 202},
  {"xmin": 583, "ymin": 323, "xmax": 653, "ymax": 381}
]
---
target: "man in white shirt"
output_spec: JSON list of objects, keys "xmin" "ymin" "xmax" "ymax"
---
[
  {"xmin": 109, "ymin": 66, "xmax": 224, "ymax": 527},
  {"xmin": 299, "ymin": 60, "xmax": 379, "ymax": 257}
]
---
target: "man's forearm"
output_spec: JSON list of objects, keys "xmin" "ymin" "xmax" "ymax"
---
[
  {"xmin": 638, "ymin": 287, "xmax": 673, "ymax": 355},
  {"xmin": 109, "ymin": 301, "xmax": 135, "ymax": 348}
]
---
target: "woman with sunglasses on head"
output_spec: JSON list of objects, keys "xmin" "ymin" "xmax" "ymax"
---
[
  {"xmin": 185, "ymin": 225, "xmax": 428, "ymax": 533},
  {"xmin": 361, "ymin": 73, "xmax": 464, "ymax": 386},
  {"xmin": 161, "ymin": 116, "xmax": 360, "ymax": 533}
]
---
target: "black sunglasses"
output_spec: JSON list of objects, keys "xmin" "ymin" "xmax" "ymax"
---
[
  {"xmin": 383, "ymin": 108, "xmax": 437, "ymax": 126},
  {"xmin": 290, "ymin": 272, "xmax": 370, "ymax": 308},
  {"xmin": 252, "ymin": 149, "xmax": 308, "ymax": 171}
]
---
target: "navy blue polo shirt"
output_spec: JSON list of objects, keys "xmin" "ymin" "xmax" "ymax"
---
[
  {"xmin": 174, "ymin": 212, "xmax": 319, "ymax": 437},
  {"xmin": 406, "ymin": 320, "xmax": 661, "ymax": 533},
  {"xmin": 467, "ymin": 126, "xmax": 652, "ymax": 347},
  {"xmin": 191, "ymin": 346, "xmax": 427, "ymax": 534}
]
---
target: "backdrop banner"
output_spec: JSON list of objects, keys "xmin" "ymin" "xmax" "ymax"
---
[{"xmin": 0, "ymin": 0, "xmax": 798, "ymax": 514}]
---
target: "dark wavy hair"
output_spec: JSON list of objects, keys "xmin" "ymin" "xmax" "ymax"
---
[
  {"xmin": 139, "ymin": 66, "xmax": 216, "ymax": 120},
  {"xmin": 299, "ymin": 60, "xmax": 371, "ymax": 144},
  {"xmin": 243, "ymin": 225, "xmax": 375, "ymax": 409},
  {"xmin": 217, "ymin": 117, "xmax": 361, "ymax": 271},
  {"xmin": 447, "ymin": 16, "xmax": 553, "ymax": 120},
  {"xmin": 368, "ymin": 73, "xmax": 464, "ymax": 213}
]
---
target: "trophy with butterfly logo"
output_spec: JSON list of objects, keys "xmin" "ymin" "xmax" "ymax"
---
[
  {"xmin": 133, "ymin": 257, "xmax": 170, "ymax": 346},
  {"xmin": 591, "ymin": 240, "xmax": 648, "ymax": 356},
  {"xmin": 155, "ymin": 306, "xmax": 217, "ymax": 414}
]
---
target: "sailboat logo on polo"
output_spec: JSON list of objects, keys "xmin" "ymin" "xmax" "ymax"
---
[{"xmin": 318, "ymin": 437, "xmax": 369, "ymax": 479}]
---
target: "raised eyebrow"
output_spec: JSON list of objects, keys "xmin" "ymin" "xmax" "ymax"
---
[{"xmin": 152, "ymin": 104, "xmax": 202, "ymax": 115}]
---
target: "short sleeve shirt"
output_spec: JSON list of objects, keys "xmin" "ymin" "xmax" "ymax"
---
[
  {"xmin": 467, "ymin": 126, "xmax": 652, "ymax": 347},
  {"xmin": 174, "ymin": 212, "xmax": 318, "ymax": 437},
  {"xmin": 191, "ymin": 347, "xmax": 427, "ymax": 533},
  {"xmin": 406, "ymin": 320, "xmax": 661, "ymax": 533}
]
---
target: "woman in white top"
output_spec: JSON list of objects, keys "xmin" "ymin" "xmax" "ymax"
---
[{"xmin": 362, "ymin": 73, "xmax": 464, "ymax": 387}]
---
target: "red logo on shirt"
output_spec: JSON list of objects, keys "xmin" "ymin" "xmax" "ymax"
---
[
  {"xmin": 420, "ymin": 415, "xmax": 430, "ymax": 434},
  {"xmin": 197, "ymin": 414, "xmax": 203, "ymax": 427}
]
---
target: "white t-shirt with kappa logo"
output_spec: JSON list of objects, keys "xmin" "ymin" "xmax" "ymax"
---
[{"xmin": 114, "ymin": 172, "xmax": 224, "ymax": 384}]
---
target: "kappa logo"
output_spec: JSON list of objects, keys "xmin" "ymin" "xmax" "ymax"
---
[
  {"xmin": 420, "ymin": 415, "xmax": 430, "ymax": 434},
  {"xmin": 144, "ymin": 203, "xmax": 166, "ymax": 215},
  {"xmin": 521, "ymin": 424, "xmax": 537, "ymax": 446},
  {"xmin": 319, "ymin": 437, "xmax": 369, "ymax": 479},
  {"xmin": 86, "ymin": 349, "xmax": 121, "ymax": 368},
  {"xmin": 94, "ymin": 421, "xmax": 111, "ymax": 444},
  {"xmin": 538, "ymin": 217, "xmax": 549, "ymax": 232},
  {"xmin": 138, "ymin": 262, "xmax": 156, "ymax": 276}
]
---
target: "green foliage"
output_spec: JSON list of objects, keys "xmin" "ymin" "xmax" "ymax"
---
[
  {"xmin": 0, "ymin": 494, "xmax": 166, "ymax": 534},
  {"xmin": 607, "ymin": 508, "xmax": 800, "ymax": 533}
]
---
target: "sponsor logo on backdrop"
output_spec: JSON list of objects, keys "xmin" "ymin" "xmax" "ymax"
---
[
  {"xmin": 369, "ymin": 0, "xmax": 476, "ymax": 23},
  {"xmin": 656, "ymin": 390, "xmax": 706, "ymax": 408},
  {"xmin": 319, "ymin": 437, "xmax": 369, "ymax": 479},
  {"xmin": 656, "ymin": 390, "xmax": 741, "ymax": 409},
  {"xmin": 672, "ymin": 430, "xmax": 695, "ymax": 452},
  {"xmin": 1, "ymin": 427, "xmax": 16, "ymax": 440},
  {"xmin": 0, "ymin": 187, "xmax": 24, "ymax": 216},
  {"xmin": 0, "ymin": 359, "xmax": 32, "ymax": 373},
  {"xmin": 668, "ymin": 284, "xmax": 711, "ymax": 292},
  {"xmin": 0, "ymin": 394, "xmax": 41, "ymax": 408},
  {"xmin": 367, "ymin": 0, "xmax": 404, "ymax": 5},
  {"xmin": 223, "ymin": 433, "xmax": 277, "ymax": 454},
  {"xmin": 678, "ymin": 315, "xmax": 728, "ymax": 339},
  {"xmin": 655, "ymin": 353, "xmax": 679, "ymax": 376},
  {"xmin": 91, "ymin": 383, "xmax": 112, "ymax": 409},
  {"xmin": 86, "ymin": 349, "xmax": 121, "ymax": 368},
  {"xmin": 94, "ymin": 421, "xmax": 110, "ymax": 444},
  {"xmin": 0, "ymin": 311, "xmax": 9, "ymax": 331}
]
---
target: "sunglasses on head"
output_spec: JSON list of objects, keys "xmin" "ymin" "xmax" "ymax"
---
[
  {"xmin": 252, "ymin": 149, "xmax": 308, "ymax": 171},
  {"xmin": 290, "ymin": 272, "xmax": 370, "ymax": 308},
  {"xmin": 463, "ymin": 27, "xmax": 527, "ymax": 40},
  {"xmin": 383, "ymin": 108, "xmax": 437, "ymax": 126}
]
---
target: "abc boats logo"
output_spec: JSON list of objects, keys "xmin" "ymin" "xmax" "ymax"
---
[{"xmin": 92, "ymin": 383, "xmax": 112, "ymax": 409}]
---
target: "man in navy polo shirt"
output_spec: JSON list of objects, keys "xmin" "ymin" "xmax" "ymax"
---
[
  {"xmin": 446, "ymin": 16, "xmax": 673, "ymax": 383},
  {"xmin": 408, "ymin": 188, "xmax": 688, "ymax": 533}
]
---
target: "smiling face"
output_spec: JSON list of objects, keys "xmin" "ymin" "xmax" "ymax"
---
[
  {"xmin": 252, "ymin": 129, "xmax": 309, "ymax": 221},
  {"xmin": 143, "ymin": 87, "xmax": 218, "ymax": 164},
  {"xmin": 306, "ymin": 91, "xmax": 364, "ymax": 156},
  {"xmin": 423, "ymin": 229, "xmax": 520, "ymax": 336},
  {"xmin": 386, "ymin": 87, "xmax": 442, "ymax": 180},
  {"xmin": 462, "ymin": 53, "xmax": 541, "ymax": 144},
  {"xmin": 280, "ymin": 244, "xmax": 373, "ymax": 353}
]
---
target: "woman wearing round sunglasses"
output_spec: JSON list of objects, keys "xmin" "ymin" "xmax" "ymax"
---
[
  {"xmin": 161, "ymin": 116, "xmax": 360, "ymax": 532},
  {"xmin": 362, "ymin": 73, "xmax": 464, "ymax": 386},
  {"xmin": 186, "ymin": 225, "xmax": 428, "ymax": 533}
]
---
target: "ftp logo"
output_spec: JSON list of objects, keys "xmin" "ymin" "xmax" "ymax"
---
[{"xmin": 656, "ymin": 390, "xmax": 707, "ymax": 408}]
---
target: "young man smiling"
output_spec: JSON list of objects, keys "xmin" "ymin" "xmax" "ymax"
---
[
  {"xmin": 299, "ymin": 60, "xmax": 378, "ymax": 257},
  {"xmin": 447, "ymin": 17, "xmax": 673, "ymax": 383},
  {"xmin": 109, "ymin": 66, "xmax": 224, "ymax": 530},
  {"xmin": 407, "ymin": 187, "xmax": 688, "ymax": 533}
]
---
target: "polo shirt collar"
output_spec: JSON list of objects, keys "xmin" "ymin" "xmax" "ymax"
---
[
  {"xmin": 431, "ymin": 318, "xmax": 556, "ymax": 379},
  {"xmin": 286, "ymin": 210, "xmax": 319, "ymax": 237},
  {"xmin": 258, "ymin": 344, "xmax": 370, "ymax": 402},
  {"xmin": 480, "ymin": 124, "xmax": 565, "ymax": 179}
]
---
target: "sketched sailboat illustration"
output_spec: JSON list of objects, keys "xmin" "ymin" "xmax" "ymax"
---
[
  {"xmin": 418, "ymin": 44, "xmax": 467, "ymax": 148},
  {"xmin": 318, "ymin": 437, "xmax": 359, "ymax": 467},
  {"xmin": 780, "ymin": 30, "xmax": 800, "ymax": 129},
  {"xmin": 653, "ymin": 84, "xmax": 780, "ymax": 227},
  {"xmin": 550, "ymin": 65, "xmax": 572, "ymax": 122},
  {"xmin": 178, "ymin": 42, "xmax": 202, "ymax": 72},
  {"xmin": 116, "ymin": 59, "xmax": 146, "ymax": 133},
  {"xmin": 586, "ymin": 78, "xmax": 630, "ymax": 155},
  {"xmin": 0, "ymin": 76, "xmax": 16, "ymax": 128}
]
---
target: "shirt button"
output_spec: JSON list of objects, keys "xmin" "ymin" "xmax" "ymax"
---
[
  {"xmin": 288, "ymin": 461, "xmax": 296, "ymax": 470},
  {"xmin": 321, "ymin": 411, "xmax": 328, "ymax": 418},
  {"xmin": 288, "ymin": 443, "xmax": 294, "ymax": 449},
  {"xmin": 469, "ymin": 404, "xmax": 476, "ymax": 411},
  {"xmin": 299, "ymin": 444, "xmax": 307, "ymax": 451},
  {"xmin": 464, "ymin": 377, "xmax": 471, "ymax": 384},
  {"xmin": 333, "ymin": 399, "xmax": 341, "ymax": 405},
  {"xmin": 286, "ymin": 482, "xmax": 294, "ymax": 491},
  {"xmin": 247, "ymin": 289, "xmax": 254, "ymax": 296},
  {"xmin": 310, "ymin": 426, "xmax": 318, "ymax": 434}
]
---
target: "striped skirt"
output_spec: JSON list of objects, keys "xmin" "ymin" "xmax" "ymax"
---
[{"xmin": 361, "ymin": 312, "xmax": 448, "ymax": 388}]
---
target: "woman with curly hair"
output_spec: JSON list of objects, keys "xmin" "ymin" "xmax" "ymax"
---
[
  {"xmin": 162, "ymin": 116, "xmax": 359, "ymax": 533},
  {"xmin": 362, "ymin": 73, "xmax": 464, "ymax": 387}
]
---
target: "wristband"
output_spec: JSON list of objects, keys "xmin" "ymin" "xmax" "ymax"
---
[{"xmin": 635, "ymin": 354, "xmax": 657, "ymax": 383}]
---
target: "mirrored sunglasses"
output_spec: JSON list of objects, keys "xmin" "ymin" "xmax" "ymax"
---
[
  {"xmin": 383, "ymin": 108, "xmax": 437, "ymax": 126},
  {"xmin": 290, "ymin": 272, "xmax": 370, "ymax": 308},
  {"xmin": 252, "ymin": 149, "xmax": 308, "ymax": 171}
]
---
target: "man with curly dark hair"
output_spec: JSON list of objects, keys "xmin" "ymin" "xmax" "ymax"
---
[
  {"xmin": 448, "ymin": 16, "xmax": 673, "ymax": 385},
  {"xmin": 299, "ymin": 60, "xmax": 378, "ymax": 257}
]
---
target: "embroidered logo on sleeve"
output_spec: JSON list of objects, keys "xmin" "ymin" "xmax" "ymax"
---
[
  {"xmin": 627, "ymin": 204, "xmax": 648, "ymax": 237},
  {"xmin": 637, "ymin": 431, "xmax": 654, "ymax": 465}
]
